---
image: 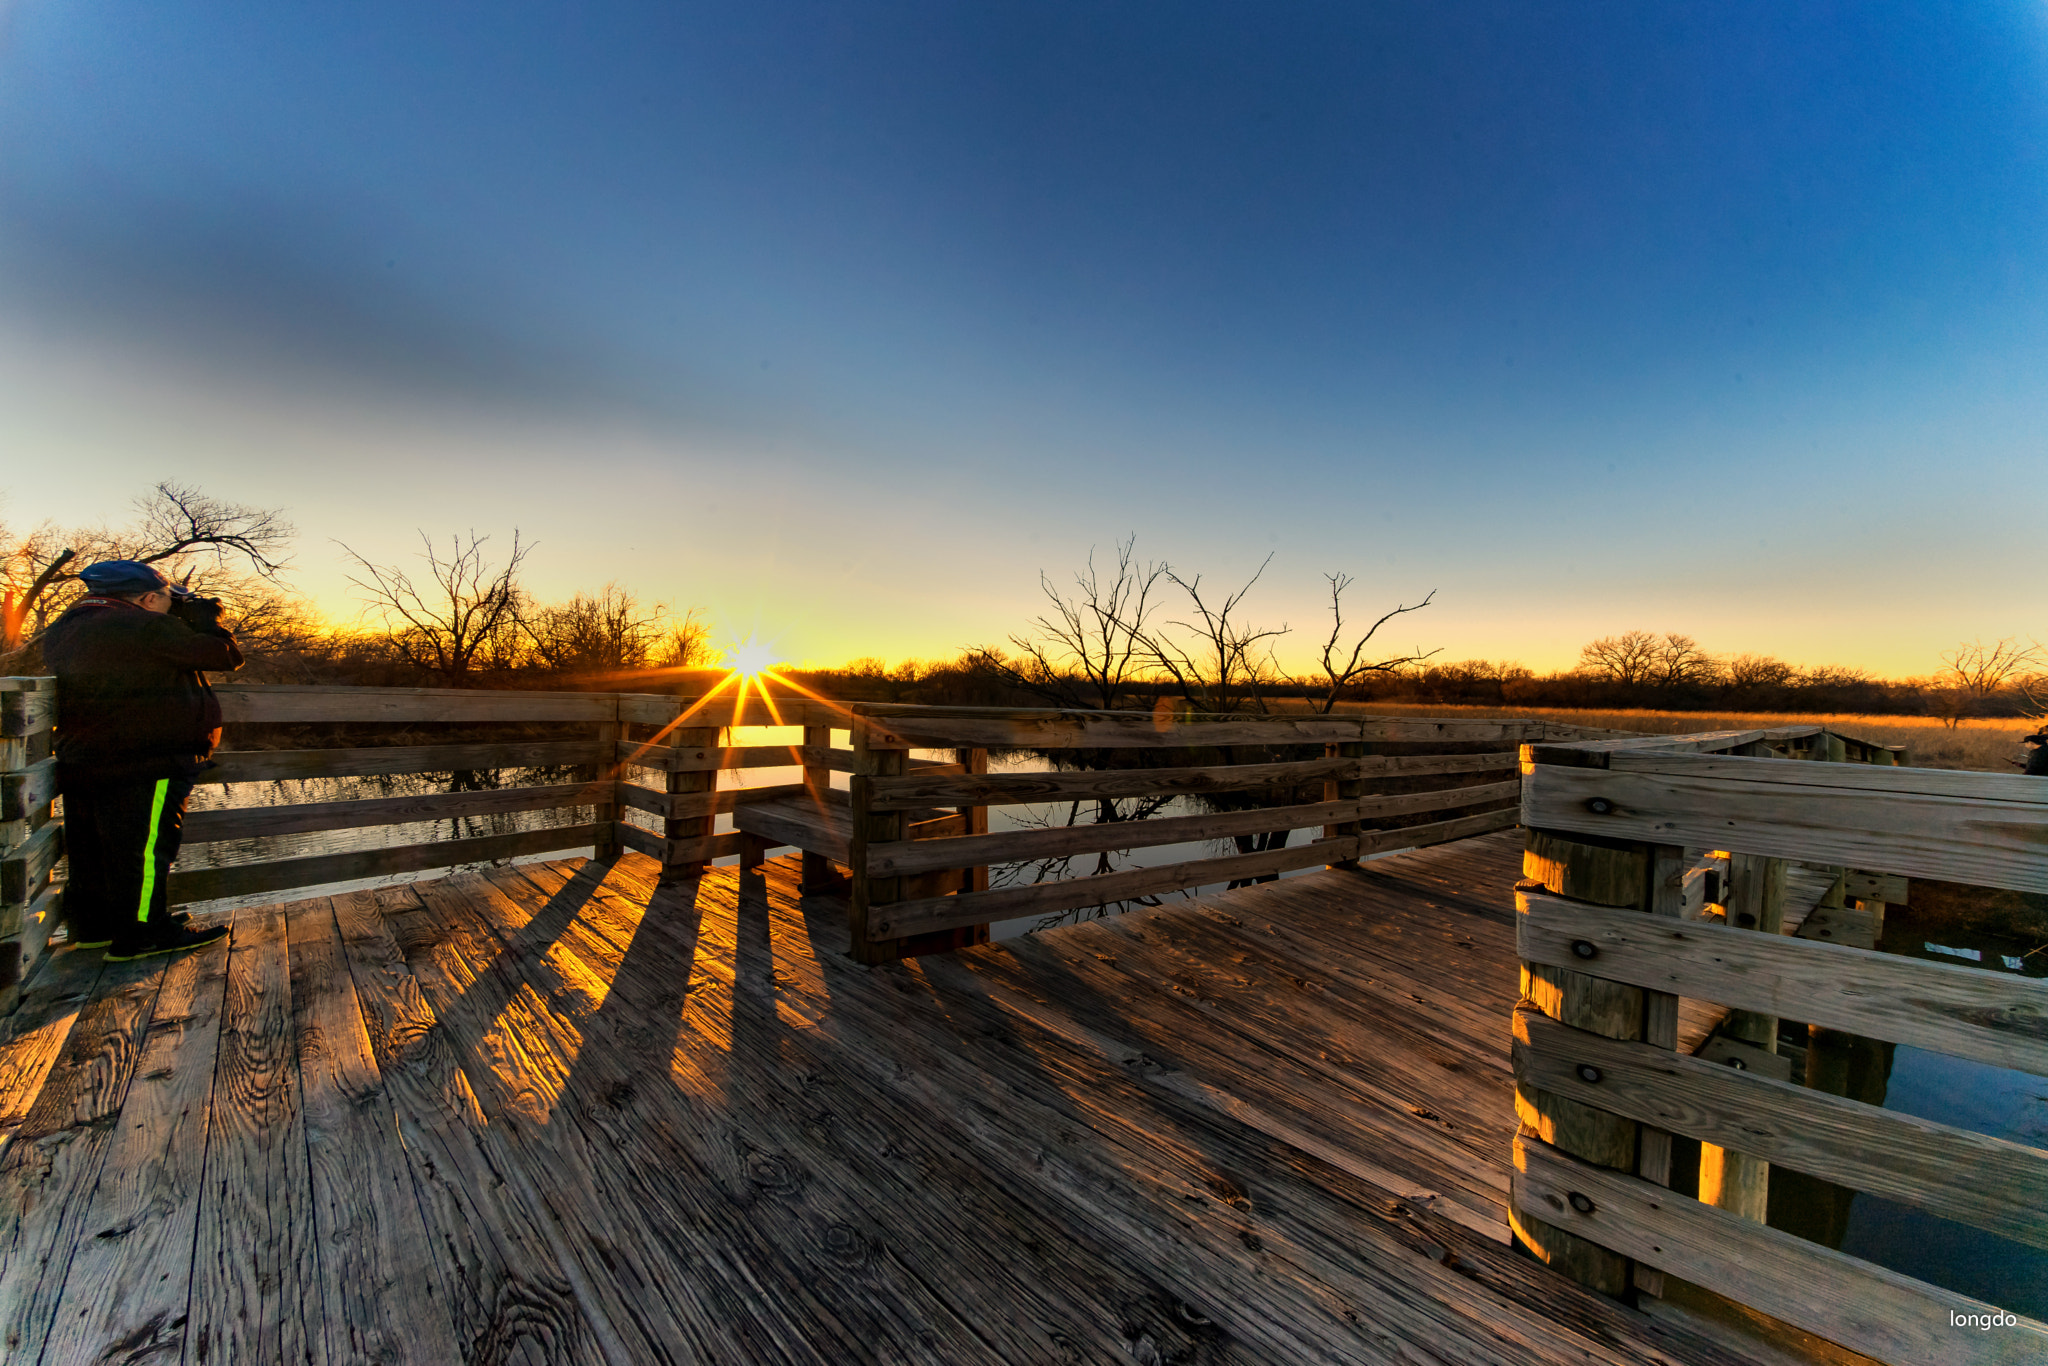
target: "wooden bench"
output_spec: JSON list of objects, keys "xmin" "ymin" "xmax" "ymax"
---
[{"xmin": 734, "ymin": 789, "xmax": 970, "ymax": 898}]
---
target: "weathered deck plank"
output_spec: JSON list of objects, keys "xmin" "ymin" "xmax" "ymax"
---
[
  {"xmin": 0, "ymin": 829, "xmax": 1837, "ymax": 1366},
  {"xmin": 39, "ymin": 935, "xmax": 229, "ymax": 1362},
  {"xmin": 189, "ymin": 905, "xmax": 319, "ymax": 1366},
  {"xmin": 0, "ymin": 955, "xmax": 168, "ymax": 1363},
  {"xmin": 289, "ymin": 897, "xmax": 465, "ymax": 1365},
  {"xmin": 330, "ymin": 887, "xmax": 610, "ymax": 1366}
]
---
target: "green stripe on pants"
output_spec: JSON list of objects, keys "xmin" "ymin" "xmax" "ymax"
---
[{"xmin": 137, "ymin": 777, "xmax": 169, "ymax": 923}]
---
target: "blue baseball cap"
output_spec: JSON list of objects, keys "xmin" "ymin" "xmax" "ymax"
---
[{"xmin": 78, "ymin": 560, "xmax": 170, "ymax": 596}]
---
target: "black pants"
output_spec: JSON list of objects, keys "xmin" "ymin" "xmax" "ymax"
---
[{"xmin": 59, "ymin": 767, "xmax": 193, "ymax": 942}]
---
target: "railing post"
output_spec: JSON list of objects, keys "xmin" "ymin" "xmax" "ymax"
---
[
  {"xmin": 1513, "ymin": 826, "xmax": 1654, "ymax": 1298},
  {"xmin": 1698, "ymin": 852, "xmax": 1786, "ymax": 1222},
  {"xmin": 848, "ymin": 713, "xmax": 906, "ymax": 965},
  {"xmin": 1325, "ymin": 737, "xmax": 1364, "ymax": 869},
  {"xmin": 799, "ymin": 722, "xmax": 834, "ymax": 894},
  {"xmin": 1, "ymin": 677, "xmax": 61, "ymax": 1016},
  {"xmin": 591, "ymin": 697, "xmax": 620, "ymax": 861},
  {"xmin": 958, "ymin": 746, "xmax": 990, "ymax": 944},
  {"xmin": 665, "ymin": 708, "xmax": 717, "ymax": 879}
]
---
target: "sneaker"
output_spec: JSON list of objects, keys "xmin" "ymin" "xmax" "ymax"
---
[
  {"xmin": 107, "ymin": 922, "xmax": 230, "ymax": 961},
  {"xmin": 75, "ymin": 911, "xmax": 190, "ymax": 952}
]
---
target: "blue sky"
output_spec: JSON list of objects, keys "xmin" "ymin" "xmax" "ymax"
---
[{"xmin": 4, "ymin": 2, "xmax": 2046, "ymax": 674}]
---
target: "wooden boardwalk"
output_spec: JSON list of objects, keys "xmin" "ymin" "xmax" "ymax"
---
[{"xmin": 0, "ymin": 831, "xmax": 1797, "ymax": 1365}]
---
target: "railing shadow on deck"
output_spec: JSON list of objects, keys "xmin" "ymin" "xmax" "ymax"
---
[{"xmin": 1512, "ymin": 722, "xmax": 2048, "ymax": 1365}]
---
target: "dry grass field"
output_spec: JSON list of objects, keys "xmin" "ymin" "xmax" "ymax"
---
[{"xmin": 1336, "ymin": 702, "xmax": 2041, "ymax": 773}]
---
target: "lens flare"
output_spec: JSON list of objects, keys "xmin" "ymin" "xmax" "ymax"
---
[{"xmin": 727, "ymin": 640, "xmax": 776, "ymax": 676}]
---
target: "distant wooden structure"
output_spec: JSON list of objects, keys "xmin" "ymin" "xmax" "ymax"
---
[{"xmin": 3, "ymin": 679, "xmax": 2046, "ymax": 1363}]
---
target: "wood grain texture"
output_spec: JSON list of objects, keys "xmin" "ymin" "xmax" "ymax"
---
[
  {"xmin": 288, "ymin": 899, "xmax": 463, "ymax": 1365},
  {"xmin": 214, "ymin": 683, "xmax": 620, "ymax": 724},
  {"xmin": 169, "ymin": 823, "xmax": 605, "ymax": 906},
  {"xmin": 2, "ymin": 821, "xmax": 62, "ymax": 905},
  {"xmin": 613, "ymin": 822, "xmax": 744, "ymax": 866},
  {"xmin": 617, "ymin": 781, "xmax": 805, "ymax": 821},
  {"xmin": 1, "ymin": 758, "xmax": 57, "ymax": 823},
  {"xmin": 1524, "ymin": 760, "xmax": 2048, "ymax": 893},
  {"xmin": 188, "ymin": 907, "xmax": 320, "ymax": 1366},
  {"xmin": 1514, "ymin": 1005, "xmax": 2048, "ymax": 1250},
  {"xmin": 0, "ymin": 956, "xmax": 168, "ymax": 1364},
  {"xmin": 0, "ymin": 946, "xmax": 99, "ymax": 1163},
  {"xmin": 387, "ymin": 874, "xmax": 736, "ymax": 1362},
  {"xmin": 873, "ymin": 834, "xmax": 1360, "ymax": 937},
  {"xmin": 329, "ymin": 888, "xmax": 611, "ymax": 1366},
  {"xmin": 206, "ymin": 740, "xmax": 608, "ymax": 785},
  {"xmin": 39, "ymin": 935, "xmax": 230, "ymax": 1364},
  {"xmin": 868, "ymin": 754, "xmax": 1360, "ymax": 811},
  {"xmin": 183, "ymin": 782, "xmax": 601, "ymax": 845},
  {"xmin": 1517, "ymin": 888, "xmax": 2048, "ymax": 1077},
  {"xmin": 865, "ymin": 795, "xmax": 1361, "ymax": 878},
  {"xmin": 1514, "ymin": 1131, "xmax": 2048, "ymax": 1365}
]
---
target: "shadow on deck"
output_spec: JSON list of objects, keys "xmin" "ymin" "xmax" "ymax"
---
[{"xmin": 2, "ymin": 831, "xmax": 1800, "ymax": 1365}]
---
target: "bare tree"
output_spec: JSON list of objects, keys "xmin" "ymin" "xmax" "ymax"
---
[
  {"xmin": 1723, "ymin": 654, "xmax": 1800, "ymax": 692},
  {"xmin": 1577, "ymin": 630, "xmax": 1661, "ymax": 684},
  {"xmin": 341, "ymin": 531, "xmax": 530, "ymax": 687},
  {"xmin": 1935, "ymin": 637, "xmax": 2045, "ymax": 727},
  {"xmin": 2, "ymin": 481, "xmax": 294, "ymax": 654},
  {"xmin": 1649, "ymin": 633, "xmax": 1719, "ymax": 688},
  {"xmin": 971, "ymin": 536, "xmax": 1167, "ymax": 710},
  {"xmin": 521, "ymin": 583, "xmax": 667, "ymax": 677},
  {"xmin": 651, "ymin": 608, "xmax": 715, "ymax": 670},
  {"xmin": 1302, "ymin": 575, "xmax": 1437, "ymax": 713},
  {"xmin": 1145, "ymin": 555, "xmax": 1290, "ymax": 715}
]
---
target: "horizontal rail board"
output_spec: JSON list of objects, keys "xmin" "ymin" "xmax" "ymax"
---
[
  {"xmin": 873, "ymin": 834, "xmax": 1361, "ymax": 938},
  {"xmin": 614, "ymin": 822, "xmax": 744, "ymax": 865},
  {"xmin": 1522, "ymin": 760, "xmax": 2048, "ymax": 892},
  {"xmin": 207, "ymin": 740, "xmax": 607, "ymax": 785},
  {"xmin": 857, "ymin": 704, "xmax": 1561, "ymax": 750},
  {"xmin": 1514, "ymin": 1134, "xmax": 2045, "ymax": 1365},
  {"xmin": 1512, "ymin": 1006, "xmax": 2048, "ymax": 1249},
  {"xmin": 649, "ymin": 696, "xmax": 845, "ymax": 729},
  {"xmin": 804, "ymin": 746, "xmax": 861, "ymax": 773},
  {"xmin": 1359, "ymin": 751, "xmax": 1518, "ymax": 776},
  {"xmin": 2, "ymin": 820, "xmax": 63, "ymax": 905},
  {"xmin": 167, "ymin": 823, "xmax": 606, "ymax": 905},
  {"xmin": 1356, "ymin": 779, "xmax": 1520, "ymax": 821},
  {"xmin": 2, "ymin": 758, "xmax": 58, "ymax": 821},
  {"xmin": 868, "ymin": 756, "xmax": 1360, "ymax": 811},
  {"xmin": 615, "ymin": 741, "xmax": 814, "ymax": 773},
  {"xmin": 1516, "ymin": 889, "xmax": 2048, "ymax": 1076},
  {"xmin": 182, "ymin": 783, "xmax": 602, "ymax": 845},
  {"xmin": 867, "ymin": 783, "xmax": 1517, "ymax": 878},
  {"xmin": 867, "ymin": 797, "xmax": 1363, "ymax": 878},
  {"xmin": 873, "ymin": 806, "xmax": 1517, "ymax": 939},
  {"xmin": 215, "ymin": 683, "xmax": 620, "ymax": 723},
  {"xmin": 616, "ymin": 782, "xmax": 807, "ymax": 821},
  {"xmin": 1602, "ymin": 750, "xmax": 2048, "ymax": 804}
]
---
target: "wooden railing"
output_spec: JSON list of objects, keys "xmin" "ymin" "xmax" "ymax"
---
[
  {"xmin": 843, "ymin": 703, "xmax": 1615, "ymax": 965},
  {"xmin": 1511, "ymin": 724, "xmax": 2048, "ymax": 1365},
  {"xmin": 0, "ymin": 679, "xmax": 858, "ymax": 1010}
]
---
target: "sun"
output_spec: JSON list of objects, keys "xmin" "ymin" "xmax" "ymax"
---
[{"xmin": 726, "ymin": 640, "xmax": 776, "ymax": 678}]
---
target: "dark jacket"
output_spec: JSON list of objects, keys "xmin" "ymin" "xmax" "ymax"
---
[
  {"xmin": 41, "ymin": 596, "xmax": 243, "ymax": 777},
  {"xmin": 2027, "ymin": 745, "xmax": 2048, "ymax": 778}
]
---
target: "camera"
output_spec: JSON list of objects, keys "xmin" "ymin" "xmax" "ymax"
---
[{"xmin": 167, "ymin": 587, "xmax": 226, "ymax": 630}]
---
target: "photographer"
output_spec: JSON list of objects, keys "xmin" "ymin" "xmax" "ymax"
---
[{"xmin": 42, "ymin": 560, "xmax": 240, "ymax": 960}]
